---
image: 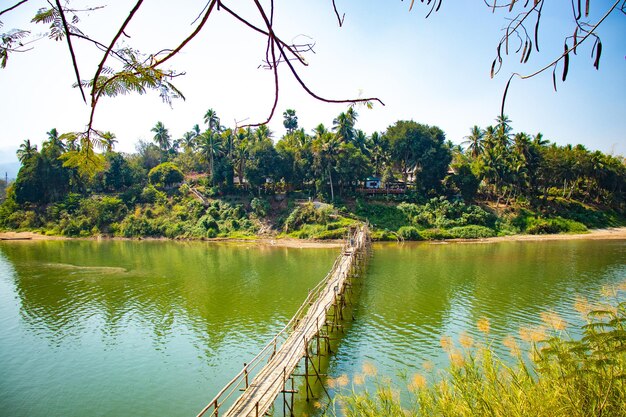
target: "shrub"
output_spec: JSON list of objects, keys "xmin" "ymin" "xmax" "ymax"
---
[
  {"xmin": 140, "ymin": 184, "xmax": 166, "ymax": 204},
  {"xmin": 148, "ymin": 162, "xmax": 184, "ymax": 188},
  {"xmin": 448, "ymin": 225, "xmax": 496, "ymax": 239},
  {"xmin": 370, "ymin": 230, "xmax": 397, "ymax": 241},
  {"xmin": 526, "ymin": 217, "xmax": 588, "ymax": 235},
  {"xmin": 397, "ymin": 226, "xmax": 422, "ymax": 241},
  {"xmin": 336, "ymin": 292, "xmax": 626, "ymax": 417},
  {"xmin": 250, "ymin": 197, "xmax": 269, "ymax": 217},
  {"xmin": 284, "ymin": 203, "xmax": 331, "ymax": 232},
  {"xmin": 420, "ymin": 228, "xmax": 452, "ymax": 240}
]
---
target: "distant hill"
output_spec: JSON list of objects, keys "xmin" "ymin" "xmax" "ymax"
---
[{"xmin": 0, "ymin": 161, "xmax": 20, "ymax": 181}]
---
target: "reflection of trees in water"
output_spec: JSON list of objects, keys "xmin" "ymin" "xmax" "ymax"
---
[
  {"xmin": 357, "ymin": 241, "xmax": 624, "ymax": 360},
  {"xmin": 0, "ymin": 241, "xmax": 336, "ymax": 357}
]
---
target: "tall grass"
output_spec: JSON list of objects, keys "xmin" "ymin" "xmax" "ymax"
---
[{"xmin": 328, "ymin": 284, "xmax": 626, "ymax": 417}]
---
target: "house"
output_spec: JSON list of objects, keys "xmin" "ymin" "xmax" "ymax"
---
[{"xmin": 364, "ymin": 177, "xmax": 382, "ymax": 189}]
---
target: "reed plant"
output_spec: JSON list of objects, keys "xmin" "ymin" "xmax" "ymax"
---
[{"xmin": 328, "ymin": 285, "xmax": 626, "ymax": 417}]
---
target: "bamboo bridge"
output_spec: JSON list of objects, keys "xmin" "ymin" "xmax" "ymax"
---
[{"xmin": 196, "ymin": 224, "xmax": 371, "ymax": 417}]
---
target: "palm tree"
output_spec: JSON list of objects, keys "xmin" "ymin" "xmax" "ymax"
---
[
  {"xmin": 204, "ymin": 108, "xmax": 221, "ymax": 133},
  {"xmin": 332, "ymin": 108, "xmax": 358, "ymax": 143},
  {"xmin": 17, "ymin": 139, "xmax": 38, "ymax": 163},
  {"xmin": 198, "ymin": 130, "xmax": 223, "ymax": 181},
  {"xmin": 233, "ymin": 137, "xmax": 249, "ymax": 185},
  {"xmin": 312, "ymin": 123, "xmax": 328, "ymax": 140},
  {"xmin": 151, "ymin": 121, "xmax": 171, "ymax": 152},
  {"xmin": 495, "ymin": 114, "xmax": 512, "ymax": 148},
  {"xmin": 101, "ymin": 131, "xmax": 117, "ymax": 152},
  {"xmin": 283, "ymin": 109, "xmax": 298, "ymax": 134},
  {"xmin": 313, "ymin": 131, "xmax": 340, "ymax": 201},
  {"xmin": 462, "ymin": 125, "xmax": 484, "ymax": 159},
  {"xmin": 180, "ymin": 131, "xmax": 197, "ymax": 151},
  {"xmin": 43, "ymin": 128, "xmax": 66, "ymax": 153},
  {"xmin": 255, "ymin": 124, "xmax": 273, "ymax": 143},
  {"xmin": 367, "ymin": 131, "xmax": 389, "ymax": 176}
]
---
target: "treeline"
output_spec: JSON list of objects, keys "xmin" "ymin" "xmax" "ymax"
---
[{"xmin": 1, "ymin": 108, "xmax": 624, "ymax": 238}]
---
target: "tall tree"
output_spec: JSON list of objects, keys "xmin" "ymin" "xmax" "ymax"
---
[
  {"xmin": 151, "ymin": 121, "xmax": 171, "ymax": 153},
  {"xmin": 16, "ymin": 139, "xmax": 38, "ymax": 163},
  {"xmin": 197, "ymin": 130, "xmax": 223, "ymax": 181},
  {"xmin": 463, "ymin": 125, "xmax": 485, "ymax": 159},
  {"xmin": 204, "ymin": 108, "xmax": 221, "ymax": 133},
  {"xmin": 282, "ymin": 109, "xmax": 298, "ymax": 134},
  {"xmin": 386, "ymin": 120, "xmax": 452, "ymax": 193},
  {"xmin": 332, "ymin": 107, "xmax": 358, "ymax": 143},
  {"xmin": 101, "ymin": 131, "xmax": 117, "ymax": 152}
]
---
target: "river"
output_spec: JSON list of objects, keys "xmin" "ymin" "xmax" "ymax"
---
[{"xmin": 0, "ymin": 239, "xmax": 624, "ymax": 416}]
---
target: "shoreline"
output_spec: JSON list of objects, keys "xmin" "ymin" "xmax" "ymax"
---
[{"xmin": 1, "ymin": 227, "xmax": 625, "ymax": 248}]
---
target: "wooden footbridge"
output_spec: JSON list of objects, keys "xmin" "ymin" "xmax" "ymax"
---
[{"xmin": 196, "ymin": 224, "xmax": 371, "ymax": 417}]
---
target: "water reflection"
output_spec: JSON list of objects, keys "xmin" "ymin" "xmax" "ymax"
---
[
  {"xmin": 328, "ymin": 240, "xmax": 626, "ymax": 391},
  {"xmin": 0, "ymin": 240, "xmax": 336, "ymax": 417}
]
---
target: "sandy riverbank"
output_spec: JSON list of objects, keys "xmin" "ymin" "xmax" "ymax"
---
[{"xmin": 1, "ymin": 228, "xmax": 625, "ymax": 247}]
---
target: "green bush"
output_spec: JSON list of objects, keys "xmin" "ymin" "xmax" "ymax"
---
[
  {"xmin": 397, "ymin": 226, "xmax": 422, "ymax": 241},
  {"xmin": 399, "ymin": 197, "xmax": 496, "ymax": 229},
  {"xmin": 526, "ymin": 217, "xmax": 587, "ymax": 235},
  {"xmin": 370, "ymin": 230, "xmax": 397, "ymax": 241},
  {"xmin": 420, "ymin": 228, "xmax": 452, "ymax": 240},
  {"xmin": 284, "ymin": 203, "xmax": 331, "ymax": 232},
  {"xmin": 448, "ymin": 225, "xmax": 496, "ymax": 239},
  {"xmin": 251, "ymin": 197, "xmax": 269, "ymax": 217},
  {"xmin": 148, "ymin": 162, "xmax": 184, "ymax": 188}
]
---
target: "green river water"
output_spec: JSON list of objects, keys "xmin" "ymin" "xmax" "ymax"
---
[{"xmin": 0, "ymin": 238, "xmax": 624, "ymax": 416}]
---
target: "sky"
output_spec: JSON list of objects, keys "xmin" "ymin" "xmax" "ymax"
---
[{"xmin": 0, "ymin": 0, "xmax": 624, "ymax": 172}]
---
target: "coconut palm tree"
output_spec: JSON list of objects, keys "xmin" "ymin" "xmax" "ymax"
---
[
  {"xmin": 462, "ymin": 125, "xmax": 485, "ymax": 159},
  {"xmin": 101, "ymin": 131, "xmax": 117, "ymax": 152},
  {"xmin": 151, "ymin": 121, "xmax": 171, "ymax": 152},
  {"xmin": 255, "ymin": 124, "xmax": 273, "ymax": 143},
  {"xmin": 43, "ymin": 128, "xmax": 66, "ymax": 153},
  {"xmin": 204, "ymin": 108, "xmax": 221, "ymax": 133},
  {"xmin": 332, "ymin": 108, "xmax": 358, "ymax": 143},
  {"xmin": 198, "ymin": 130, "xmax": 223, "ymax": 181},
  {"xmin": 17, "ymin": 139, "xmax": 38, "ymax": 163},
  {"xmin": 367, "ymin": 131, "xmax": 389, "ymax": 176}
]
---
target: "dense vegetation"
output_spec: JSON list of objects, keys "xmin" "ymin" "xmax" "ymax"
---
[
  {"xmin": 2, "ymin": 109, "xmax": 624, "ymax": 239},
  {"xmin": 331, "ymin": 288, "xmax": 626, "ymax": 417}
]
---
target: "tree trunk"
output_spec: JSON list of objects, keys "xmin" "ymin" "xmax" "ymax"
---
[{"xmin": 327, "ymin": 166, "xmax": 334, "ymax": 202}]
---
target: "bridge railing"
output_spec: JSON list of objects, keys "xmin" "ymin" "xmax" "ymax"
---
[{"xmin": 196, "ymin": 226, "xmax": 365, "ymax": 417}]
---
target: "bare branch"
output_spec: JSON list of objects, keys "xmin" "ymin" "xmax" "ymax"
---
[
  {"xmin": 152, "ymin": 0, "xmax": 217, "ymax": 68},
  {"xmin": 91, "ymin": 0, "xmax": 144, "ymax": 106},
  {"xmin": 0, "ymin": 0, "xmax": 29, "ymax": 17},
  {"xmin": 54, "ymin": 0, "xmax": 86, "ymax": 103},
  {"xmin": 332, "ymin": 0, "xmax": 345, "ymax": 27}
]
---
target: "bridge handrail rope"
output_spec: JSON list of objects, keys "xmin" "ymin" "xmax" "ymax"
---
[{"xmin": 196, "ymin": 225, "xmax": 366, "ymax": 417}]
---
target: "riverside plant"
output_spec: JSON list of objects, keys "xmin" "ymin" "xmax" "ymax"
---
[{"xmin": 326, "ymin": 284, "xmax": 626, "ymax": 417}]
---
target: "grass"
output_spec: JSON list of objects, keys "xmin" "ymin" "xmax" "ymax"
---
[{"xmin": 327, "ymin": 284, "xmax": 626, "ymax": 417}]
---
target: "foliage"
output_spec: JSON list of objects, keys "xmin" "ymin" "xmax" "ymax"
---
[
  {"xmin": 386, "ymin": 120, "xmax": 452, "ymax": 193},
  {"xmin": 419, "ymin": 228, "xmax": 452, "ymax": 240},
  {"xmin": 399, "ymin": 197, "xmax": 497, "ymax": 229},
  {"xmin": 447, "ymin": 225, "xmax": 496, "ymax": 239},
  {"xmin": 250, "ymin": 197, "xmax": 269, "ymax": 217},
  {"xmin": 355, "ymin": 201, "xmax": 409, "ymax": 231},
  {"xmin": 147, "ymin": 162, "xmax": 184, "ymax": 188},
  {"xmin": 334, "ymin": 290, "xmax": 626, "ymax": 417},
  {"xmin": 397, "ymin": 226, "xmax": 422, "ymax": 241},
  {"xmin": 283, "ymin": 202, "xmax": 332, "ymax": 232}
]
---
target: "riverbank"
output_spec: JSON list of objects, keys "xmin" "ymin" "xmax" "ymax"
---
[{"xmin": 2, "ymin": 228, "xmax": 625, "ymax": 246}]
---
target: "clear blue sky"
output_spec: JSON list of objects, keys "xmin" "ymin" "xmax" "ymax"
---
[{"xmin": 1, "ymin": 0, "xmax": 624, "ymax": 167}]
